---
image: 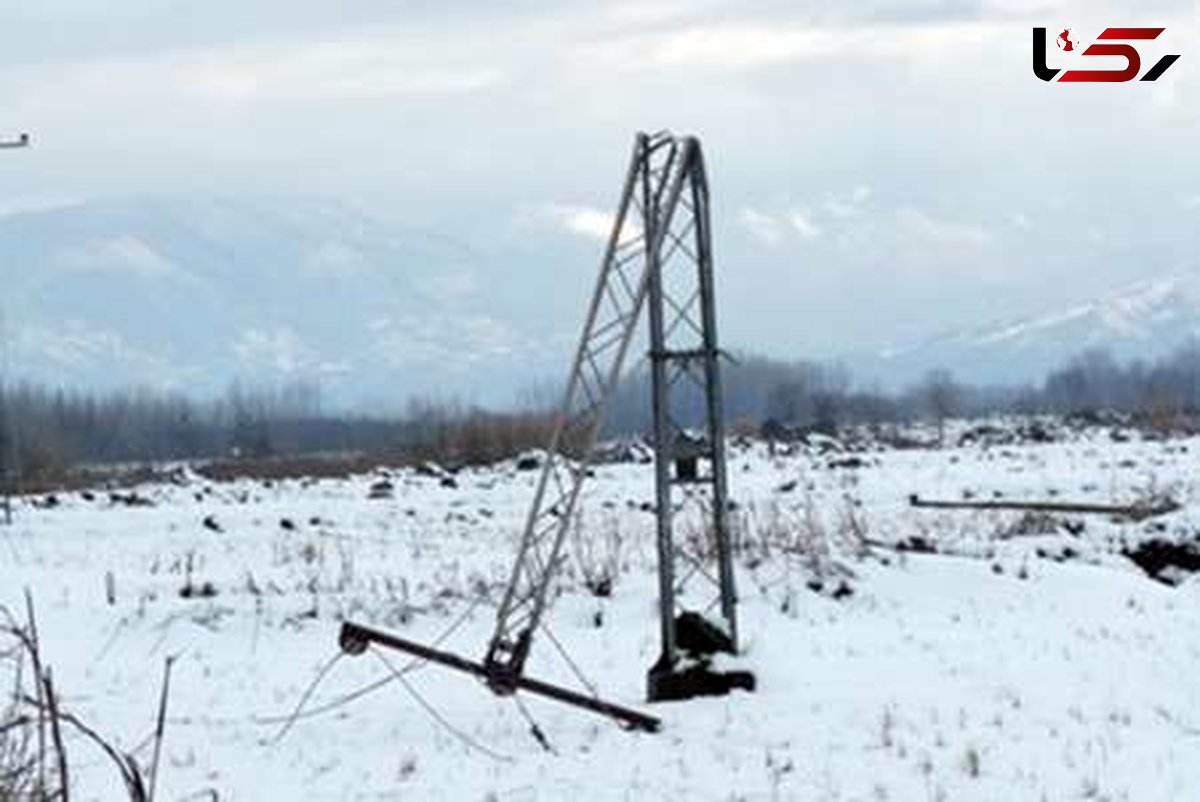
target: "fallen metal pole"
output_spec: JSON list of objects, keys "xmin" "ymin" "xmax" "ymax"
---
[
  {"xmin": 908, "ymin": 494, "xmax": 1179, "ymax": 521},
  {"xmin": 338, "ymin": 621, "xmax": 661, "ymax": 733}
]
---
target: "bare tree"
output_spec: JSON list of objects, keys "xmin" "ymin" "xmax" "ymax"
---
[
  {"xmin": 762, "ymin": 366, "xmax": 806, "ymax": 423},
  {"xmin": 920, "ymin": 368, "xmax": 961, "ymax": 447}
]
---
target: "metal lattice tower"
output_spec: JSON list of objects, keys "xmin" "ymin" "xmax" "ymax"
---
[
  {"xmin": 484, "ymin": 131, "xmax": 750, "ymax": 699},
  {"xmin": 339, "ymin": 131, "xmax": 750, "ymax": 731}
]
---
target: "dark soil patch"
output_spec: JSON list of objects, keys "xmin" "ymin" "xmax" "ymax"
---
[{"xmin": 1124, "ymin": 539, "xmax": 1200, "ymax": 585}]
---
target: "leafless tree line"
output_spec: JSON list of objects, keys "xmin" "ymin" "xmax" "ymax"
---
[
  {"xmin": 3, "ymin": 342, "xmax": 1200, "ymax": 485},
  {"xmin": 604, "ymin": 341, "xmax": 1200, "ymax": 438},
  {"xmin": 0, "ymin": 380, "xmax": 561, "ymax": 489}
]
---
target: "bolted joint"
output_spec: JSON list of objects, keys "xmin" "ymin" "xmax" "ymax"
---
[
  {"xmin": 483, "ymin": 629, "xmax": 533, "ymax": 695},
  {"xmin": 338, "ymin": 622, "xmax": 370, "ymax": 656}
]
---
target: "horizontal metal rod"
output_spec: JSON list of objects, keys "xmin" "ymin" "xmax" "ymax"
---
[
  {"xmin": 339, "ymin": 621, "xmax": 661, "ymax": 733},
  {"xmin": 908, "ymin": 494, "xmax": 1179, "ymax": 521}
]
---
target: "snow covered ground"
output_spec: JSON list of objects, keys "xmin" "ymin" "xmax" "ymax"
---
[{"xmin": 4, "ymin": 417, "xmax": 1200, "ymax": 800}]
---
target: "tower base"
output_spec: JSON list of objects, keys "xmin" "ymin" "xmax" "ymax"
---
[
  {"xmin": 646, "ymin": 658, "xmax": 756, "ymax": 702},
  {"xmin": 647, "ymin": 611, "xmax": 755, "ymax": 702}
]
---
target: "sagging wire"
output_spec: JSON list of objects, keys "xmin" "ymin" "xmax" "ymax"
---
[
  {"xmin": 539, "ymin": 621, "xmax": 600, "ymax": 701},
  {"xmin": 259, "ymin": 593, "xmax": 485, "ymax": 741},
  {"xmin": 370, "ymin": 646, "xmax": 513, "ymax": 763},
  {"xmin": 263, "ymin": 651, "xmax": 345, "ymax": 744}
]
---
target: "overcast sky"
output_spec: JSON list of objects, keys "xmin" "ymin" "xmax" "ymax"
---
[{"xmin": 1, "ymin": 0, "xmax": 1198, "ymax": 364}]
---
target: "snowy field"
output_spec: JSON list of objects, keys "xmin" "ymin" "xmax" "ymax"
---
[{"xmin": 4, "ymin": 417, "xmax": 1200, "ymax": 800}]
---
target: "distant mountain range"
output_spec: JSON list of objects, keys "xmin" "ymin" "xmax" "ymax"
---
[
  {"xmin": 1, "ymin": 196, "xmax": 1196, "ymax": 406},
  {"xmin": 865, "ymin": 273, "xmax": 1200, "ymax": 386},
  {"xmin": 0, "ymin": 197, "xmax": 565, "ymax": 408}
]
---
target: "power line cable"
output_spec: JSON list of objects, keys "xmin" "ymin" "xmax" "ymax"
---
[{"xmin": 370, "ymin": 646, "xmax": 513, "ymax": 763}]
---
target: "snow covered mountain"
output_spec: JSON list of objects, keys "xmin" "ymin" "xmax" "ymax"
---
[
  {"xmin": 0, "ymin": 197, "xmax": 558, "ymax": 408},
  {"xmin": 5, "ymin": 195, "xmax": 1196, "ymax": 404},
  {"xmin": 866, "ymin": 273, "xmax": 1200, "ymax": 386}
]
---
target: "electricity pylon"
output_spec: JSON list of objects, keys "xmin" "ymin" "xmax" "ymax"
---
[
  {"xmin": 1, "ymin": 132, "xmax": 28, "ymax": 525},
  {"xmin": 480, "ymin": 130, "xmax": 751, "ymax": 701},
  {"xmin": 339, "ymin": 131, "xmax": 753, "ymax": 732}
]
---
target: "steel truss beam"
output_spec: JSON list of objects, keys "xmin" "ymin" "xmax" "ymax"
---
[{"xmin": 482, "ymin": 131, "xmax": 694, "ymax": 690}]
